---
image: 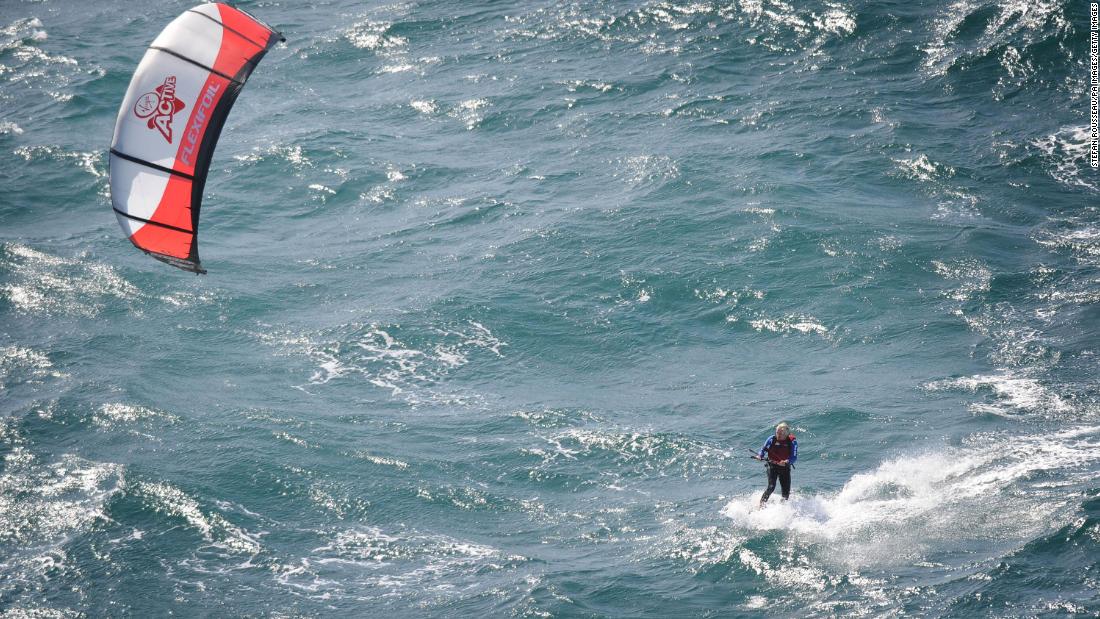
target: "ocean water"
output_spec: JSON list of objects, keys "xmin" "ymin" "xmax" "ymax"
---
[{"xmin": 1, "ymin": 0, "xmax": 1098, "ymax": 615}]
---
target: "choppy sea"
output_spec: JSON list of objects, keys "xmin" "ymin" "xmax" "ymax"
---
[{"xmin": 2, "ymin": 0, "xmax": 1099, "ymax": 616}]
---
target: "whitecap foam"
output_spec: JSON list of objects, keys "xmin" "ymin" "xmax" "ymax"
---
[
  {"xmin": 530, "ymin": 426, "xmax": 732, "ymax": 485},
  {"xmin": 0, "ymin": 17, "xmax": 44, "ymax": 39},
  {"xmin": 1, "ymin": 16, "xmax": 80, "ymax": 68},
  {"xmin": 306, "ymin": 183, "xmax": 337, "ymax": 204},
  {"xmin": 562, "ymin": 79, "xmax": 615, "ymax": 93},
  {"xmin": 814, "ymin": 2, "xmax": 857, "ymax": 36},
  {"xmin": 923, "ymin": 373, "xmax": 1072, "ymax": 417},
  {"xmin": 748, "ymin": 315, "xmax": 830, "ymax": 338},
  {"xmin": 14, "ymin": 145, "xmax": 105, "ymax": 179},
  {"xmin": 132, "ymin": 481, "xmax": 261, "ymax": 555},
  {"xmin": 0, "ymin": 121, "xmax": 23, "ymax": 135},
  {"xmin": 341, "ymin": 22, "xmax": 440, "ymax": 77},
  {"xmin": 1033, "ymin": 217, "xmax": 1100, "ymax": 272},
  {"xmin": 510, "ymin": 408, "xmax": 603, "ymax": 429},
  {"xmin": 1032, "ymin": 126, "xmax": 1096, "ymax": 191},
  {"xmin": 922, "ymin": 0, "xmax": 980, "ymax": 75},
  {"xmin": 0, "ymin": 16, "xmax": 90, "ymax": 101},
  {"xmin": 0, "ymin": 424, "xmax": 124, "ymax": 611},
  {"xmin": 350, "ymin": 451, "xmax": 409, "ymax": 470},
  {"xmin": 932, "ymin": 188, "xmax": 981, "ymax": 219},
  {"xmin": 724, "ymin": 0, "xmax": 857, "ymax": 52},
  {"xmin": 359, "ymin": 184, "xmax": 396, "ymax": 205},
  {"xmin": 256, "ymin": 320, "xmax": 505, "ymax": 406},
  {"xmin": 410, "ymin": 99, "xmax": 438, "ymax": 114},
  {"xmin": 734, "ymin": 0, "xmax": 811, "ymax": 37},
  {"xmin": 379, "ymin": 62, "xmax": 415, "ymax": 74},
  {"xmin": 0, "ymin": 606, "xmax": 83, "ymax": 618},
  {"xmin": 502, "ymin": 0, "xmax": 854, "ymax": 57},
  {"xmin": 0, "ymin": 449, "xmax": 123, "ymax": 546},
  {"xmin": 893, "ymin": 154, "xmax": 954, "ymax": 183},
  {"xmin": 923, "ymin": 0, "xmax": 1068, "ymax": 77},
  {"xmin": 385, "ymin": 166, "xmax": 406, "ymax": 182},
  {"xmin": 654, "ymin": 523, "xmax": 746, "ymax": 572},
  {"xmin": 736, "ymin": 546, "xmax": 830, "ymax": 592},
  {"xmin": 695, "ymin": 287, "xmax": 765, "ymax": 307},
  {"xmin": 275, "ymin": 525, "xmax": 524, "ymax": 601}
]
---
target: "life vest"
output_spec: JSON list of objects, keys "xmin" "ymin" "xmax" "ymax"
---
[{"xmin": 766, "ymin": 434, "xmax": 795, "ymax": 463}]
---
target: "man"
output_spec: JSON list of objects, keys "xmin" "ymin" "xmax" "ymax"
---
[{"xmin": 758, "ymin": 422, "xmax": 797, "ymax": 507}]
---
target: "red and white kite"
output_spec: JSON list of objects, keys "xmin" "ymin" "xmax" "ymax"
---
[{"xmin": 110, "ymin": 3, "xmax": 283, "ymax": 273}]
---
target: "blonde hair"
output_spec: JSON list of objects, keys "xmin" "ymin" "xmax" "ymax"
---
[{"xmin": 776, "ymin": 422, "xmax": 790, "ymax": 432}]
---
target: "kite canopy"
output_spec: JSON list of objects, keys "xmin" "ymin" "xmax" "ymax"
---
[{"xmin": 109, "ymin": 3, "xmax": 283, "ymax": 273}]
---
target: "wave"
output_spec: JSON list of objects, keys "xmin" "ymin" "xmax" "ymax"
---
[
  {"xmin": 13, "ymin": 145, "xmax": 105, "ymax": 180},
  {"xmin": 1031, "ymin": 126, "xmax": 1097, "ymax": 192},
  {"xmin": 922, "ymin": 0, "xmax": 1070, "ymax": 77},
  {"xmin": 274, "ymin": 525, "xmax": 527, "ymax": 606},
  {"xmin": 924, "ymin": 372, "xmax": 1073, "ymax": 417},
  {"xmin": 130, "ymin": 481, "xmax": 262, "ymax": 555},
  {"xmin": 931, "ymin": 257, "xmax": 991, "ymax": 302},
  {"xmin": 612, "ymin": 154, "xmax": 680, "ymax": 187},
  {"xmin": 251, "ymin": 320, "xmax": 505, "ymax": 406},
  {"xmin": 275, "ymin": 463, "xmax": 371, "ymax": 519},
  {"xmin": 91, "ymin": 403, "xmax": 180, "ymax": 435},
  {"xmin": 232, "ymin": 142, "xmax": 315, "ymax": 170},
  {"xmin": 343, "ymin": 18, "xmax": 407, "ymax": 52},
  {"xmin": 0, "ymin": 242, "xmax": 212, "ymax": 318},
  {"xmin": 721, "ymin": 426, "xmax": 1100, "ymax": 575},
  {"xmin": 893, "ymin": 154, "xmax": 955, "ymax": 183},
  {"xmin": 891, "ymin": 153, "xmax": 986, "ymax": 221},
  {"xmin": 943, "ymin": 491, "xmax": 1100, "ymax": 615},
  {"xmin": 293, "ymin": 10, "xmax": 442, "ymax": 76},
  {"xmin": 747, "ymin": 315, "xmax": 831, "ymax": 338},
  {"xmin": 527, "ymin": 426, "xmax": 732, "ymax": 484},
  {"xmin": 0, "ymin": 243, "xmax": 139, "ymax": 318},
  {"xmin": 0, "ymin": 344, "xmax": 61, "ymax": 391},
  {"xmin": 498, "ymin": 0, "xmax": 856, "ymax": 55},
  {"xmin": 0, "ymin": 16, "xmax": 98, "ymax": 103},
  {"xmin": 0, "ymin": 417, "xmax": 123, "ymax": 611}
]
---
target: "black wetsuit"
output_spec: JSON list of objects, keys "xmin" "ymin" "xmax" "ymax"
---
[{"xmin": 762, "ymin": 462, "xmax": 791, "ymax": 502}]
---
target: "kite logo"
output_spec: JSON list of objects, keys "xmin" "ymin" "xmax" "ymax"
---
[
  {"xmin": 133, "ymin": 76, "xmax": 185, "ymax": 143},
  {"xmin": 180, "ymin": 81, "xmax": 221, "ymax": 167}
]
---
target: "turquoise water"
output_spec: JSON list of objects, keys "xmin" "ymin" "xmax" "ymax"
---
[{"xmin": 2, "ymin": 0, "xmax": 1099, "ymax": 615}]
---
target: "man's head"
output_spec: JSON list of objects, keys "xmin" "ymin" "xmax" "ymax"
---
[{"xmin": 775, "ymin": 422, "xmax": 790, "ymax": 439}]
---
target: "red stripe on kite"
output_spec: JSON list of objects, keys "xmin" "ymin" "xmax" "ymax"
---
[
  {"xmin": 146, "ymin": 174, "xmax": 195, "ymax": 232},
  {"xmin": 130, "ymin": 221, "xmax": 194, "ymax": 260},
  {"xmin": 216, "ymin": 4, "xmax": 274, "ymax": 50}
]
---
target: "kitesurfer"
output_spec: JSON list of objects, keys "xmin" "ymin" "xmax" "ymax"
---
[{"xmin": 758, "ymin": 422, "xmax": 797, "ymax": 507}]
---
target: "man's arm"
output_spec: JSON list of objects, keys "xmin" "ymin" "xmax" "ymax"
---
[
  {"xmin": 759, "ymin": 436, "xmax": 773, "ymax": 460},
  {"xmin": 788, "ymin": 438, "xmax": 797, "ymax": 465}
]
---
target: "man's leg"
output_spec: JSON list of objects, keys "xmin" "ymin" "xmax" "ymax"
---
[
  {"xmin": 760, "ymin": 464, "xmax": 779, "ymax": 504},
  {"xmin": 779, "ymin": 465, "xmax": 791, "ymax": 500}
]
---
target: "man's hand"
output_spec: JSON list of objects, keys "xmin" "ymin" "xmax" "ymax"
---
[{"xmin": 778, "ymin": 460, "xmax": 789, "ymax": 466}]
